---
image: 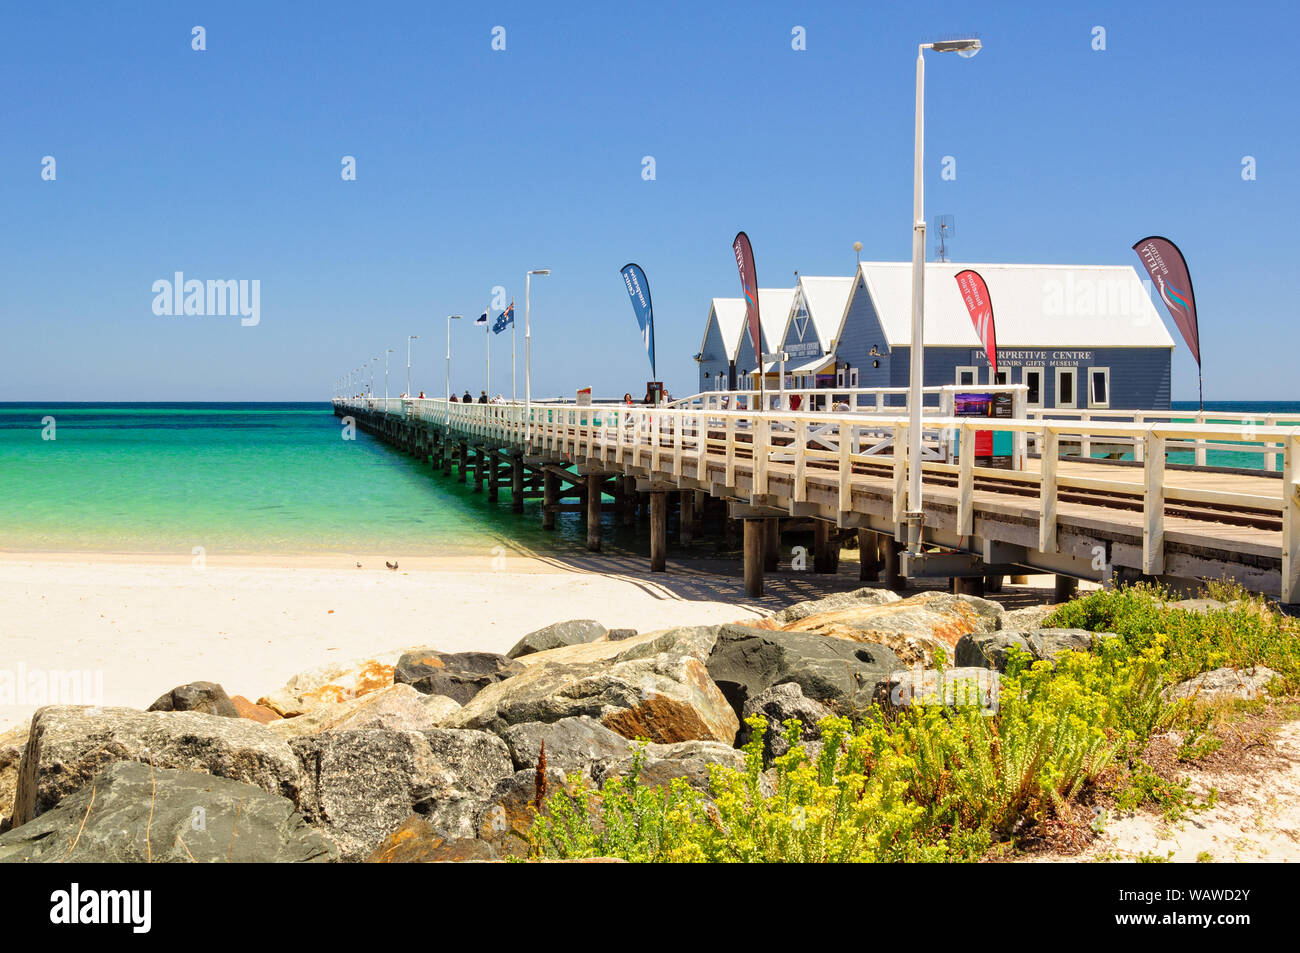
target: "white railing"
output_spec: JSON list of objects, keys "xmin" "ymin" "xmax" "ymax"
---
[{"xmin": 670, "ymin": 384, "xmax": 1028, "ymax": 415}]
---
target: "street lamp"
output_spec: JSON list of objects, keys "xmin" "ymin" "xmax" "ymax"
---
[
  {"xmin": 905, "ymin": 36, "xmax": 981, "ymax": 557},
  {"xmin": 446, "ymin": 314, "xmax": 462, "ymax": 422},
  {"xmin": 524, "ymin": 268, "xmax": 550, "ymax": 444},
  {"xmin": 407, "ymin": 335, "xmax": 418, "ymax": 398},
  {"xmin": 384, "ymin": 347, "xmax": 395, "ymax": 402}
]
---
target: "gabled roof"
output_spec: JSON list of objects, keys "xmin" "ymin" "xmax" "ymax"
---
[
  {"xmin": 700, "ymin": 297, "xmax": 748, "ymax": 362},
  {"xmin": 843, "ymin": 261, "xmax": 1175, "ymax": 349},
  {"xmin": 756, "ymin": 288, "xmax": 796, "ymax": 355},
  {"xmin": 792, "ymin": 276, "xmax": 854, "ymax": 352}
]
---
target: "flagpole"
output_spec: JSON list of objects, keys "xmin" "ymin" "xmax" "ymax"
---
[
  {"xmin": 485, "ymin": 308, "xmax": 490, "ymax": 397},
  {"xmin": 511, "ymin": 309, "xmax": 517, "ymax": 403}
]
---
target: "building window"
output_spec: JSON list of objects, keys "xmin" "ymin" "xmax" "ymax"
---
[
  {"xmin": 991, "ymin": 369, "xmax": 1010, "ymax": 386},
  {"xmin": 1088, "ymin": 367, "xmax": 1110, "ymax": 408},
  {"xmin": 1055, "ymin": 367, "xmax": 1077, "ymax": 409},
  {"xmin": 956, "ymin": 366, "xmax": 978, "ymax": 387},
  {"xmin": 848, "ymin": 367, "xmax": 859, "ymax": 387},
  {"xmin": 1024, "ymin": 369, "xmax": 1043, "ymax": 408}
]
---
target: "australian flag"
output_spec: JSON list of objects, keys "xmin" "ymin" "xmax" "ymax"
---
[{"xmin": 492, "ymin": 301, "xmax": 515, "ymax": 335}]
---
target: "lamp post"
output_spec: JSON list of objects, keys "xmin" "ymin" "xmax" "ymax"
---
[
  {"xmin": 905, "ymin": 36, "xmax": 981, "ymax": 557},
  {"xmin": 407, "ymin": 335, "xmax": 418, "ymax": 398},
  {"xmin": 384, "ymin": 347, "xmax": 394, "ymax": 402},
  {"xmin": 446, "ymin": 314, "xmax": 462, "ymax": 423},
  {"xmin": 524, "ymin": 269, "xmax": 550, "ymax": 444}
]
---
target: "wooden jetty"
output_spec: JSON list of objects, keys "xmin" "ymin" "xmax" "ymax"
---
[{"xmin": 333, "ymin": 393, "xmax": 1300, "ymax": 605}]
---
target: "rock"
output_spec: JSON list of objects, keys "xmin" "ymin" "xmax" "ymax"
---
[
  {"xmin": 705, "ymin": 624, "xmax": 902, "ymax": 718},
  {"xmin": 500, "ymin": 716, "xmax": 633, "ymax": 778},
  {"xmin": 1024, "ymin": 628, "xmax": 1117, "ymax": 662},
  {"xmin": 394, "ymin": 649, "xmax": 523, "ymax": 705},
  {"xmin": 768, "ymin": 587, "xmax": 901, "ymax": 625},
  {"xmin": 597, "ymin": 740, "xmax": 747, "ymax": 793},
  {"xmin": 366, "ymin": 814, "xmax": 500, "ymax": 863},
  {"xmin": 258, "ymin": 657, "xmax": 396, "ymax": 717},
  {"xmin": 761, "ymin": 591, "xmax": 1002, "ymax": 667},
  {"xmin": 12, "ymin": 706, "xmax": 303, "ymax": 829},
  {"xmin": 1000, "ymin": 604, "xmax": 1065, "ymax": 631},
  {"xmin": 1167, "ymin": 666, "xmax": 1279, "ymax": 702},
  {"xmin": 450, "ymin": 650, "xmax": 739, "ymax": 746},
  {"xmin": 290, "ymin": 727, "xmax": 512, "ymax": 862},
  {"xmin": 476, "ymin": 767, "xmax": 569, "ymax": 858},
  {"xmin": 954, "ymin": 632, "xmax": 1033, "ymax": 672},
  {"xmin": 230, "ymin": 695, "xmax": 281, "ymax": 724},
  {"xmin": 607, "ymin": 628, "xmax": 639, "ymax": 641},
  {"xmin": 0, "ymin": 761, "xmax": 337, "ymax": 863},
  {"xmin": 507, "ymin": 620, "xmax": 609, "ymax": 659},
  {"xmin": 515, "ymin": 624, "xmax": 724, "ymax": 668},
  {"xmin": 877, "ymin": 668, "xmax": 1001, "ymax": 711},
  {"xmin": 736, "ymin": 683, "xmax": 831, "ymax": 765},
  {"xmin": 147, "ymin": 681, "xmax": 240, "ymax": 718},
  {"xmin": 0, "ymin": 727, "xmax": 26, "ymax": 833},
  {"xmin": 1168, "ymin": 598, "xmax": 1227, "ymax": 614},
  {"xmin": 269, "ymin": 684, "xmax": 459, "ymax": 738}
]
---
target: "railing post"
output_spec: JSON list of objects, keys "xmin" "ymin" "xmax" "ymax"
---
[
  {"xmin": 1133, "ymin": 413, "xmax": 1145, "ymax": 462},
  {"xmin": 1039, "ymin": 428, "xmax": 1059, "ymax": 554},
  {"xmin": 1080, "ymin": 414, "xmax": 1091, "ymax": 458},
  {"xmin": 794, "ymin": 415, "xmax": 807, "ymax": 503},
  {"xmin": 725, "ymin": 415, "xmax": 737, "ymax": 488},
  {"xmin": 754, "ymin": 416, "xmax": 769, "ymax": 495},
  {"xmin": 838, "ymin": 420, "xmax": 852, "ymax": 513},
  {"xmin": 696, "ymin": 411, "xmax": 707, "ymax": 475},
  {"xmin": 1143, "ymin": 430, "xmax": 1166, "ymax": 576},
  {"xmin": 1283, "ymin": 433, "xmax": 1300, "ymax": 605},
  {"xmin": 673, "ymin": 410, "xmax": 683, "ymax": 475},
  {"xmin": 958, "ymin": 421, "xmax": 974, "ymax": 537},
  {"xmin": 1195, "ymin": 412, "xmax": 1207, "ymax": 467},
  {"xmin": 892, "ymin": 422, "xmax": 907, "ymax": 534},
  {"xmin": 651, "ymin": 411, "xmax": 662, "ymax": 472}
]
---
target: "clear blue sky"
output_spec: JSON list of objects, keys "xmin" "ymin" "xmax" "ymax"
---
[{"xmin": 2, "ymin": 0, "xmax": 1295, "ymax": 401}]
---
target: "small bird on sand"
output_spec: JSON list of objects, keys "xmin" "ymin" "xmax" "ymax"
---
[
  {"xmin": 356, "ymin": 562, "xmax": 362, "ymax": 568},
  {"xmin": 386, "ymin": 561, "xmax": 399, "ymax": 571}
]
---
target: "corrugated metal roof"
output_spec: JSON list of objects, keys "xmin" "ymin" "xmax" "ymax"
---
[
  {"xmin": 849, "ymin": 262, "xmax": 1176, "ymax": 349},
  {"xmin": 701, "ymin": 297, "xmax": 748, "ymax": 362},
  {"xmin": 794, "ymin": 276, "xmax": 854, "ymax": 352}
]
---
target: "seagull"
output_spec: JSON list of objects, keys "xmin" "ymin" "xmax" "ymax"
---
[
  {"xmin": 386, "ymin": 561, "xmax": 399, "ymax": 571},
  {"xmin": 356, "ymin": 562, "xmax": 362, "ymax": 569}
]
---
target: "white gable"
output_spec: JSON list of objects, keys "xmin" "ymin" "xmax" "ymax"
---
[
  {"xmin": 756, "ymin": 288, "xmax": 795, "ymax": 354},
  {"xmin": 793, "ymin": 276, "xmax": 853, "ymax": 352},
  {"xmin": 856, "ymin": 262, "xmax": 1175, "ymax": 349},
  {"xmin": 701, "ymin": 297, "xmax": 748, "ymax": 362}
]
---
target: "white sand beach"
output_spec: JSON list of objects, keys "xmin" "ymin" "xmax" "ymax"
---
[{"xmin": 0, "ymin": 551, "xmax": 800, "ymax": 731}]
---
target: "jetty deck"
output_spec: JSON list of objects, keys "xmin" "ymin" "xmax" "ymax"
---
[{"xmin": 333, "ymin": 395, "xmax": 1299, "ymax": 605}]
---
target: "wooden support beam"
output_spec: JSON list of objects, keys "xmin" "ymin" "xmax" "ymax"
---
[
  {"xmin": 650, "ymin": 491, "xmax": 667, "ymax": 572},
  {"xmin": 858, "ymin": 529, "xmax": 880, "ymax": 582},
  {"xmin": 621, "ymin": 476, "xmax": 637, "ymax": 527},
  {"xmin": 764, "ymin": 518, "xmax": 780, "ymax": 571},
  {"xmin": 1054, "ymin": 574, "xmax": 1079, "ymax": 602},
  {"xmin": 473, "ymin": 446, "xmax": 485, "ymax": 493},
  {"xmin": 882, "ymin": 536, "xmax": 903, "ymax": 590},
  {"xmin": 487, "ymin": 451, "xmax": 500, "ymax": 502},
  {"xmin": 586, "ymin": 472, "xmax": 602, "ymax": 552},
  {"xmin": 511, "ymin": 456, "xmax": 524, "ymax": 513},
  {"xmin": 542, "ymin": 470, "xmax": 557, "ymax": 530},
  {"xmin": 679, "ymin": 489, "xmax": 695, "ymax": 546},
  {"xmin": 952, "ymin": 576, "xmax": 985, "ymax": 597},
  {"xmin": 743, "ymin": 519, "xmax": 764, "ymax": 597},
  {"xmin": 813, "ymin": 520, "xmax": 840, "ymax": 574},
  {"xmin": 458, "ymin": 440, "xmax": 468, "ymax": 483}
]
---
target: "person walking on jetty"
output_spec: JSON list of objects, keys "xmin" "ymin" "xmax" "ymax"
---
[
  {"xmin": 448, "ymin": 392, "xmax": 457, "ymax": 402},
  {"xmin": 478, "ymin": 390, "xmax": 488, "ymax": 404},
  {"xmin": 462, "ymin": 389, "xmax": 473, "ymax": 403}
]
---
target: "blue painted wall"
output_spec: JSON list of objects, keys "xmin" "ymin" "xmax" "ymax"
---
[
  {"xmin": 698, "ymin": 310, "xmax": 734, "ymax": 392},
  {"xmin": 835, "ymin": 275, "xmax": 895, "ymax": 405}
]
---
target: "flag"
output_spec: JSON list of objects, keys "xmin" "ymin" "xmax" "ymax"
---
[
  {"xmin": 1132, "ymin": 236, "xmax": 1200, "ymax": 366},
  {"xmin": 732, "ymin": 231, "xmax": 761, "ymax": 360},
  {"xmin": 475, "ymin": 311, "xmax": 488, "ymax": 326},
  {"xmin": 619, "ymin": 263, "xmax": 656, "ymax": 378},
  {"xmin": 954, "ymin": 269, "xmax": 997, "ymax": 374},
  {"xmin": 492, "ymin": 301, "xmax": 515, "ymax": 335}
]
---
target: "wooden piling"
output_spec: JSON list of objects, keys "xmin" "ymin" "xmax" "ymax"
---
[
  {"xmin": 858, "ymin": 529, "xmax": 880, "ymax": 582},
  {"xmin": 511, "ymin": 457, "xmax": 524, "ymax": 513},
  {"xmin": 743, "ymin": 519, "xmax": 764, "ymax": 597},
  {"xmin": 650, "ymin": 491, "xmax": 667, "ymax": 572},
  {"xmin": 487, "ymin": 451, "xmax": 500, "ymax": 501},
  {"xmin": 586, "ymin": 472, "xmax": 602, "ymax": 552},
  {"xmin": 813, "ymin": 521, "xmax": 839, "ymax": 574},
  {"xmin": 883, "ymin": 536, "xmax": 904, "ymax": 591},
  {"xmin": 542, "ymin": 470, "xmax": 558, "ymax": 530},
  {"xmin": 457, "ymin": 440, "xmax": 468, "ymax": 483},
  {"xmin": 1053, "ymin": 574, "xmax": 1079, "ymax": 603},
  {"xmin": 764, "ymin": 518, "xmax": 780, "ymax": 571},
  {"xmin": 679, "ymin": 490, "xmax": 695, "ymax": 546}
]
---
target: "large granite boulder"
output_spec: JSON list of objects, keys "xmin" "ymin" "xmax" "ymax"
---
[
  {"xmin": 147, "ymin": 681, "xmax": 239, "ymax": 718},
  {"xmin": 768, "ymin": 587, "xmax": 901, "ymax": 625},
  {"xmin": 955, "ymin": 632, "xmax": 1033, "ymax": 672},
  {"xmin": 596, "ymin": 740, "xmax": 747, "ymax": 793},
  {"xmin": 0, "ymin": 762, "xmax": 336, "ymax": 863},
  {"xmin": 449, "ymin": 650, "xmax": 739, "ymax": 746},
  {"xmin": 290, "ymin": 727, "xmax": 512, "ymax": 862},
  {"xmin": 499, "ymin": 716, "xmax": 633, "ymax": 779},
  {"xmin": 1001, "ymin": 604, "xmax": 1065, "ymax": 631},
  {"xmin": 507, "ymin": 620, "xmax": 609, "ymax": 659},
  {"xmin": 269, "ymin": 684, "xmax": 459, "ymax": 738},
  {"xmin": 0, "ymin": 727, "xmax": 25, "ymax": 833},
  {"xmin": 705, "ymin": 624, "xmax": 902, "ymax": 718},
  {"xmin": 12, "ymin": 706, "xmax": 302, "ymax": 829},
  {"xmin": 876, "ymin": 667, "xmax": 1001, "ymax": 712},
  {"xmin": 1167, "ymin": 666, "xmax": 1279, "ymax": 702},
  {"xmin": 394, "ymin": 649, "xmax": 523, "ymax": 705},
  {"xmin": 475, "ymin": 766, "xmax": 570, "ymax": 859},
  {"xmin": 366, "ymin": 814, "xmax": 500, "ymax": 863},
  {"xmin": 735, "ymin": 683, "xmax": 831, "ymax": 766},
  {"xmin": 757, "ymin": 591, "xmax": 1002, "ymax": 667},
  {"xmin": 1025, "ymin": 628, "xmax": 1117, "ymax": 662},
  {"xmin": 258, "ymin": 657, "xmax": 396, "ymax": 717}
]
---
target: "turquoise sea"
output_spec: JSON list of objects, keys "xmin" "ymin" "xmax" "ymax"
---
[
  {"xmin": 0, "ymin": 403, "xmax": 640, "ymax": 556},
  {"xmin": 0, "ymin": 401, "xmax": 1295, "ymax": 555}
]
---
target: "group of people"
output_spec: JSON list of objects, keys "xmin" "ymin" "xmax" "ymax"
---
[{"xmin": 449, "ymin": 390, "xmax": 505, "ymax": 404}]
